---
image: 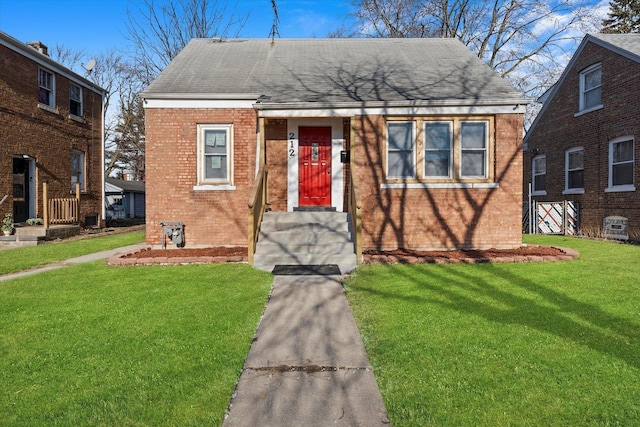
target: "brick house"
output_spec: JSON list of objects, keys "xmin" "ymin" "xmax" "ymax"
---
[
  {"xmin": 0, "ymin": 31, "xmax": 105, "ymax": 230},
  {"xmin": 524, "ymin": 34, "xmax": 640, "ymax": 240},
  {"xmin": 142, "ymin": 38, "xmax": 526, "ymax": 266}
]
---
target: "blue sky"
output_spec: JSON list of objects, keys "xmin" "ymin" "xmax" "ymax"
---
[{"xmin": 0, "ymin": 0, "xmax": 353, "ymax": 55}]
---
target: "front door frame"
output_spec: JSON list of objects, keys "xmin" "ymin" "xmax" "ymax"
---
[{"xmin": 287, "ymin": 118, "xmax": 344, "ymax": 212}]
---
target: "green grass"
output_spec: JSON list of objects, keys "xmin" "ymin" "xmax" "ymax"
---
[
  {"xmin": 0, "ymin": 262, "xmax": 273, "ymax": 426},
  {"xmin": 344, "ymin": 235, "xmax": 640, "ymax": 426},
  {"xmin": 0, "ymin": 231, "xmax": 145, "ymax": 275}
]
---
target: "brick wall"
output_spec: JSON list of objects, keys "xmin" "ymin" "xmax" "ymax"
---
[
  {"xmin": 354, "ymin": 113, "xmax": 524, "ymax": 250},
  {"xmin": 0, "ymin": 44, "xmax": 103, "ymax": 223},
  {"xmin": 144, "ymin": 108, "xmax": 258, "ymax": 247},
  {"xmin": 265, "ymin": 119, "xmax": 288, "ymax": 211},
  {"xmin": 524, "ymin": 41, "xmax": 640, "ymax": 237}
]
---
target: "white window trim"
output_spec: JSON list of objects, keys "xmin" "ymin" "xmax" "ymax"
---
[
  {"xmin": 423, "ymin": 121, "xmax": 452, "ymax": 178},
  {"xmin": 563, "ymin": 146, "xmax": 584, "ymax": 194},
  {"xmin": 459, "ymin": 120, "xmax": 489, "ymax": 179},
  {"xmin": 578, "ymin": 63, "xmax": 602, "ymax": 113},
  {"xmin": 606, "ymin": 136, "xmax": 635, "ymax": 192},
  {"xmin": 532, "ymin": 154, "xmax": 547, "ymax": 196},
  {"xmin": 38, "ymin": 67, "xmax": 57, "ymax": 112},
  {"xmin": 196, "ymin": 124, "xmax": 234, "ymax": 188},
  {"xmin": 386, "ymin": 121, "xmax": 416, "ymax": 179},
  {"xmin": 69, "ymin": 83, "xmax": 83, "ymax": 119}
]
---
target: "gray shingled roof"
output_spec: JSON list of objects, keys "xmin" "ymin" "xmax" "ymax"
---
[
  {"xmin": 142, "ymin": 38, "xmax": 524, "ymax": 106},
  {"xmin": 591, "ymin": 33, "xmax": 640, "ymax": 62},
  {"xmin": 105, "ymin": 178, "xmax": 145, "ymax": 193}
]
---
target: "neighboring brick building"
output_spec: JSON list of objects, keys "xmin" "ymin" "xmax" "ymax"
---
[
  {"xmin": 0, "ymin": 31, "xmax": 105, "ymax": 228},
  {"xmin": 142, "ymin": 38, "xmax": 526, "ymax": 259},
  {"xmin": 524, "ymin": 34, "xmax": 640, "ymax": 240}
]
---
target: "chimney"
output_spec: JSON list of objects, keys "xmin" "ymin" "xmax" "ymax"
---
[{"xmin": 27, "ymin": 41, "xmax": 49, "ymax": 56}]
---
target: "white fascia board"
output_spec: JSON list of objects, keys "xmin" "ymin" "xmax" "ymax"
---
[
  {"xmin": 258, "ymin": 104, "xmax": 527, "ymax": 118},
  {"xmin": 143, "ymin": 98, "xmax": 256, "ymax": 109}
]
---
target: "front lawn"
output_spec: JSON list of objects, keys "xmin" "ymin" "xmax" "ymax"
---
[
  {"xmin": 345, "ymin": 236, "xmax": 640, "ymax": 426},
  {"xmin": 0, "ymin": 230, "xmax": 145, "ymax": 275},
  {"xmin": 0, "ymin": 262, "xmax": 272, "ymax": 426}
]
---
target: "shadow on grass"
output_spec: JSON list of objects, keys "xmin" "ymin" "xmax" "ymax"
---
[{"xmin": 352, "ymin": 262, "xmax": 640, "ymax": 370}]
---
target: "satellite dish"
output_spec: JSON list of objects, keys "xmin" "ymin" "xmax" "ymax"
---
[{"xmin": 84, "ymin": 59, "xmax": 96, "ymax": 73}]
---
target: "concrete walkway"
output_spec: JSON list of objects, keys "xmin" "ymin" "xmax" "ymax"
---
[
  {"xmin": 0, "ymin": 243, "xmax": 147, "ymax": 282},
  {"xmin": 223, "ymin": 275, "xmax": 390, "ymax": 426}
]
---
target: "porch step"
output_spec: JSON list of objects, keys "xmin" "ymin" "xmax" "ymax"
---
[{"xmin": 253, "ymin": 211, "xmax": 357, "ymax": 274}]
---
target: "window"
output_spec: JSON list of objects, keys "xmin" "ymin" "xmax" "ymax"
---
[
  {"xmin": 38, "ymin": 68, "xmax": 55, "ymax": 108},
  {"xmin": 424, "ymin": 122, "xmax": 452, "ymax": 178},
  {"xmin": 71, "ymin": 150, "xmax": 85, "ymax": 191},
  {"xmin": 69, "ymin": 84, "xmax": 82, "ymax": 117},
  {"xmin": 386, "ymin": 118, "xmax": 493, "ymax": 183},
  {"xmin": 460, "ymin": 121, "xmax": 488, "ymax": 178},
  {"xmin": 608, "ymin": 137, "xmax": 634, "ymax": 190},
  {"xmin": 565, "ymin": 147, "xmax": 584, "ymax": 192},
  {"xmin": 532, "ymin": 155, "xmax": 546, "ymax": 194},
  {"xmin": 579, "ymin": 64, "xmax": 602, "ymax": 112},
  {"xmin": 197, "ymin": 124, "xmax": 233, "ymax": 185},
  {"xmin": 387, "ymin": 122, "xmax": 416, "ymax": 178}
]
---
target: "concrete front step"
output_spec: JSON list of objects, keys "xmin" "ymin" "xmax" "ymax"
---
[{"xmin": 253, "ymin": 211, "xmax": 357, "ymax": 274}]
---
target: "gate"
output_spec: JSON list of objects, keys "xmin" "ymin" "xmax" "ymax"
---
[{"xmin": 535, "ymin": 201, "xmax": 578, "ymax": 235}]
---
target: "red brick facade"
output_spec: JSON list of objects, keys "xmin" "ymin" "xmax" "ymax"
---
[
  {"xmin": 145, "ymin": 109, "xmax": 524, "ymax": 250},
  {"xmin": 355, "ymin": 114, "xmax": 523, "ymax": 250},
  {"xmin": 0, "ymin": 37, "xmax": 103, "ymax": 225},
  {"xmin": 524, "ymin": 38, "xmax": 640, "ymax": 239}
]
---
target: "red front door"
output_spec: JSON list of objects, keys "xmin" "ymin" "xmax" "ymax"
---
[{"xmin": 299, "ymin": 127, "xmax": 332, "ymax": 206}]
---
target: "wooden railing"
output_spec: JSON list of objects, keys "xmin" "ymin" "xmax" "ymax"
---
[
  {"xmin": 248, "ymin": 164, "xmax": 269, "ymax": 265},
  {"xmin": 43, "ymin": 182, "xmax": 80, "ymax": 228},
  {"xmin": 348, "ymin": 161, "xmax": 363, "ymax": 264}
]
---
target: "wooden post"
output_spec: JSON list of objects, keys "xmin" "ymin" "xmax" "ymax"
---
[
  {"xmin": 43, "ymin": 181, "xmax": 49, "ymax": 229},
  {"xmin": 75, "ymin": 182, "xmax": 81, "ymax": 223}
]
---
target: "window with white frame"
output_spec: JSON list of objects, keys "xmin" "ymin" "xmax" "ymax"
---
[
  {"xmin": 387, "ymin": 122, "xmax": 416, "ymax": 178},
  {"xmin": 69, "ymin": 84, "xmax": 82, "ymax": 117},
  {"xmin": 198, "ymin": 124, "xmax": 233, "ymax": 185},
  {"xmin": 460, "ymin": 121, "xmax": 488, "ymax": 178},
  {"xmin": 386, "ymin": 118, "xmax": 493, "ymax": 182},
  {"xmin": 609, "ymin": 137, "xmax": 634, "ymax": 189},
  {"xmin": 424, "ymin": 122, "xmax": 452, "ymax": 178},
  {"xmin": 71, "ymin": 150, "xmax": 85, "ymax": 191},
  {"xmin": 532, "ymin": 155, "xmax": 546, "ymax": 194},
  {"xmin": 579, "ymin": 63, "xmax": 602, "ymax": 112},
  {"xmin": 565, "ymin": 147, "xmax": 584, "ymax": 191},
  {"xmin": 38, "ymin": 68, "xmax": 55, "ymax": 108}
]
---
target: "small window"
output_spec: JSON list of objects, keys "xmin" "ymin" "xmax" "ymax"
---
[
  {"xmin": 580, "ymin": 64, "xmax": 602, "ymax": 112},
  {"xmin": 69, "ymin": 84, "xmax": 83, "ymax": 117},
  {"xmin": 460, "ymin": 121, "xmax": 487, "ymax": 178},
  {"xmin": 532, "ymin": 155, "xmax": 546, "ymax": 194},
  {"xmin": 387, "ymin": 122, "xmax": 415, "ymax": 178},
  {"xmin": 424, "ymin": 122, "xmax": 452, "ymax": 178},
  {"xmin": 38, "ymin": 68, "xmax": 55, "ymax": 108},
  {"xmin": 565, "ymin": 147, "xmax": 584, "ymax": 191},
  {"xmin": 71, "ymin": 150, "xmax": 85, "ymax": 191},
  {"xmin": 609, "ymin": 137, "xmax": 634, "ymax": 189},
  {"xmin": 198, "ymin": 124, "xmax": 233, "ymax": 185}
]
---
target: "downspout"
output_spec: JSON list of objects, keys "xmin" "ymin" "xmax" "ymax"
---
[{"xmin": 101, "ymin": 89, "xmax": 107, "ymax": 227}]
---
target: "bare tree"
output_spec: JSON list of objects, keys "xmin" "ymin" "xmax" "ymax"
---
[
  {"xmin": 126, "ymin": 0, "xmax": 248, "ymax": 85},
  {"xmin": 345, "ymin": 0, "xmax": 602, "ymax": 99}
]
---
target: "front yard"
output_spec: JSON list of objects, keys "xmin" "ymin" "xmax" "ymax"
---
[
  {"xmin": 344, "ymin": 235, "xmax": 640, "ymax": 426},
  {"xmin": 0, "ymin": 261, "xmax": 272, "ymax": 426}
]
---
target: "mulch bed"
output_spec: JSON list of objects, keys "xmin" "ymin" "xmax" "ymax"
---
[{"xmin": 110, "ymin": 244, "xmax": 577, "ymax": 266}]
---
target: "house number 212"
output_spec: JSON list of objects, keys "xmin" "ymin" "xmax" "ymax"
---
[{"xmin": 289, "ymin": 132, "xmax": 295, "ymax": 157}]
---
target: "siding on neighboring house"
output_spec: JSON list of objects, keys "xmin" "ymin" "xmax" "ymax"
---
[{"xmin": 524, "ymin": 33, "xmax": 640, "ymax": 239}]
